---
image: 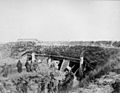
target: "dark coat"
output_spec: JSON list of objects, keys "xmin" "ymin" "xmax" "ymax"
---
[
  {"xmin": 17, "ymin": 60, "xmax": 22, "ymax": 73},
  {"xmin": 60, "ymin": 71, "xmax": 74, "ymax": 91},
  {"xmin": 25, "ymin": 61, "xmax": 31, "ymax": 72}
]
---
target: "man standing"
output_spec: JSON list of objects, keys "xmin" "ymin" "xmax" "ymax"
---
[
  {"xmin": 40, "ymin": 79, "xmax": 45, "ymax": 93},
  {"xmin": 16, "ymin": 60, "xmax": 22, "ymax": 73},
  {"xmin": 62, "ymin": 66, "xmax": 74, "ymax": 93},
  {"xmin": 25, "ymin": 60, "xmax": 31, "ymax": 72}
]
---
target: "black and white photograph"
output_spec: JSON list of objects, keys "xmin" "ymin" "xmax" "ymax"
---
[{"xmin": 0, "ymin": 0, "xmax": 120, "ymax": 93}]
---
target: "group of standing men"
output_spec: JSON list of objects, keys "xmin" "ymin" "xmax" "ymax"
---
[
  {"xmin": 16, "ymin": 59, "xmax": 38, "ymax": 74},
  {"xmin": 0, "ymin": 60, "xmax": 35, "ymax": 77}
]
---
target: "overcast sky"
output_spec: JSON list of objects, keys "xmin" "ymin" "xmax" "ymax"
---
[{"xmin": 0, "ymin": 0, "xmax": 120, "ymax": 43}]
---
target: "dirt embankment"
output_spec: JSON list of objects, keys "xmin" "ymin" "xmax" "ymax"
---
[{"xmin": 0, "ymin": 41, "xmax": 120, "ymax": 93}]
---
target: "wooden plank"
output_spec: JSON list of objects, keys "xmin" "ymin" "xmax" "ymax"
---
[
  {"xmin": 35, "ymin": 54, "xmax": 80, "ymax": 63},
  {"xmin": 60, "ymin": 59, "xmax": 70, "ymax": 71},
  {"xmin": 21, "ymin": 52, "xmax": 81, "ymax": 63}
]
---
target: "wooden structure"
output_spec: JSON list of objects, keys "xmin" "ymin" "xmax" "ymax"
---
[{"xmin": 21, "ymin": 50, "xmax": 84, "ymax": 77}]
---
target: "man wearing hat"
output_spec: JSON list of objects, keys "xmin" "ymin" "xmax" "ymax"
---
[
  {"xmin": 61, "ymin": 66, "xmax": 74, "ymax": 93},
  {"xmin": 64, "ymin": 66, "xmax": 74, "ymax": 80}
]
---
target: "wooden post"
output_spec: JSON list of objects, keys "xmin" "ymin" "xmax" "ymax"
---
[
  {"xmin": 79, "ymin": 52, "xmax": 84, "ymax": 80},
  {"xmin": 32, "ymin": 52, "xmax": 36, "ymax": 62}
]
